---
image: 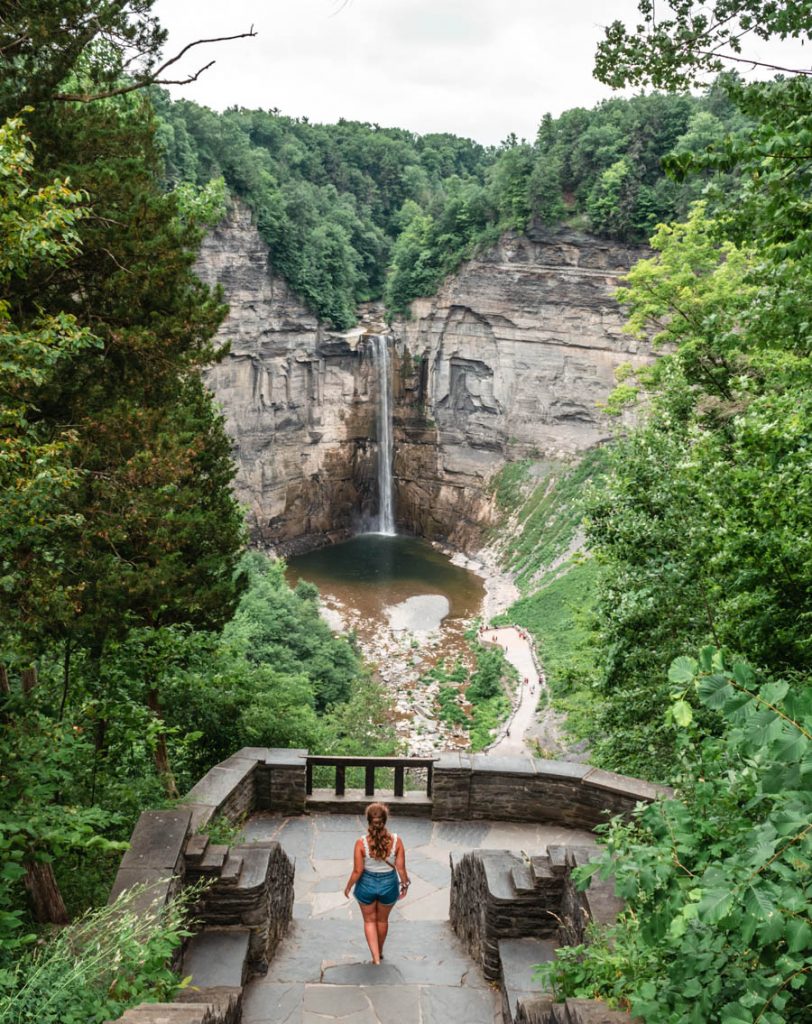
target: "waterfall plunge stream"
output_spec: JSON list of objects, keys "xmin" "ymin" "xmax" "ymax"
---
[{"xmin": 372, "ymin": 334, "xmax": 395, "ymax": 535}]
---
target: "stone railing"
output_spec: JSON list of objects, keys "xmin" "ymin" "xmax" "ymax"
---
[
  {"xmin": 305, "ymin": 753, "xmax": 436, "ymax": 798},
  {"xmin": 108, "ymin": 747, "xmax": 666, "ymax": 1023},
  {"xmin": 432, "ymin": 752, "xmax": 667, "ymax": 828}
]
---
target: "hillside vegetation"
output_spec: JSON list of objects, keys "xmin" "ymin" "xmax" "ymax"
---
[
  {"xmin": 488, "ymin": 5, "xmax": 812, "ymax": 1021},
  {"xmin": 154, "ymin": 85, "xmax": 743, "ymax": 322}
]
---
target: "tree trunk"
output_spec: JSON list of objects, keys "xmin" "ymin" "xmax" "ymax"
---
[
  {"xmin": 59, "ymin": 638, "xmax": 72, "ymax": 720},
  {"xmin": 0, "ymin": 664, "xmax": 9, "ymax": 696},
  {"xmin": 21, "ymin": 666, "xmax": 37, "ymax": 696},
  {"xmin": 24, "ymin": 860, "xmax": 69, "ymax": 924},
  {"xmin": 147, "ymin": 688, "xmax": 179, "ymax": 799}
]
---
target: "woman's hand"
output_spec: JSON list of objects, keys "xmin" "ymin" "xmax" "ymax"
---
[{"xmin": 399, "ymin": 879, "xmax": 410, "ymax": 900}]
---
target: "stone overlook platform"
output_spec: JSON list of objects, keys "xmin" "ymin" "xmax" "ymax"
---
[{"xmin": 108, "ymin": 749, "xmax": 667, "ymax": 1024}]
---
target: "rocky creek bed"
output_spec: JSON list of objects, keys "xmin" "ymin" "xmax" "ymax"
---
[{"xmin": 289, "ymin": 536, "xmax": 577, "ymax": 759}]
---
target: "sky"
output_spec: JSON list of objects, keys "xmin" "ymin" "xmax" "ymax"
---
[{"xmin": 152, "ymin": 1, "xmax": 811, "ymax": 146}]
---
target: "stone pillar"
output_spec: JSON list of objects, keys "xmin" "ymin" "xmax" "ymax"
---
[
  {"xmin": 432, "ymin": 752, "xmax": 473, "ymax": 819},
  {"xmin": 255, "ymin": 748, "xmax": 308, "ymax": 814}
]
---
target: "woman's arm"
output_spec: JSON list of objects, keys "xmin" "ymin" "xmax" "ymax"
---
[
  {"xmin": 395, "ymin": 837, "xmax": 410, "ymax": 899},
  {"xmin": 344, "ymin": 838, "xmax": 365, "ymax": 898}
]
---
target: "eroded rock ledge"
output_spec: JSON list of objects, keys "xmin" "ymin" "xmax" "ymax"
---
[{"xmin": 197, "ymin": 203, "xmax": 652, "ymax": 553}]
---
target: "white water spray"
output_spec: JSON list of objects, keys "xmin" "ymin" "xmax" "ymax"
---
[{"xmin": 371, "ymin": 334, "xmax": 396, "ymax": 535}]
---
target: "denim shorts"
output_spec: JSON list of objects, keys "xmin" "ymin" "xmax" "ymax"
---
[{"xmin": 354, "ymin": 869, "xmax": 399, "ymax": 906}]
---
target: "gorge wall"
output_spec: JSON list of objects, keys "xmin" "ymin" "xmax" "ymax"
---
[
  {"xmin": 392, "ymin": 227, "xmax": 651, "ymax": 548},
  {"xmin": 197, "ymin": 202, "xmax": 653, "ymax": 553},
  {"xmin": 196, "ymin": 202, "xmax": 380, "ymax": 550}
]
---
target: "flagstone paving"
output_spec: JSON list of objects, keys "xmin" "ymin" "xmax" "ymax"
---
[{"xmin": 239, "ymin": 813, "xmax": 595, "ymax": 1024}]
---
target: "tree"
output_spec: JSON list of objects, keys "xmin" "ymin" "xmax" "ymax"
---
[
  {"xmin": 0, "ymin": 1, "xmax": 254, "ymax": 115},
  {"xmin": 594, "ymin": 1, "xmax": 812, "ymax": 90},
  {"xmin": 0, "ymin": 115, "xmax": 99, "ymax": 641},
  {"xmin": 539, "ymin": 650, "xmax": 812, "ymax": 1023}
]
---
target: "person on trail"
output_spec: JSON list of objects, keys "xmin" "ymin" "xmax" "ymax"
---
[{"xmin": 344, "ymin": 802, "xmax": 410, "ymax": 964}]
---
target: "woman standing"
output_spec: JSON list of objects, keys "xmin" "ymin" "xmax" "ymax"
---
[{"xmin": 344, "ymin": 802, "xmax": 410, "ymax": 964}]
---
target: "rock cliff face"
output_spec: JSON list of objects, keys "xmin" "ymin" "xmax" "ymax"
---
[
  {"xmin": 391, "ymin": 227, "xmax": 652, "ymax": 548},
  {"xmin": 198, "ymin": 204, "xmax": 651, "ymax": 553},
  {"xmin": 196, "ymin": 202, "xmax": 381, "ymax": 550}
]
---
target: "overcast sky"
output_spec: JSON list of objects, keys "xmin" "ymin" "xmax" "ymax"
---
[{"xmin": 152, "ymin": 1, "xmax": 811, "ymax": 146}]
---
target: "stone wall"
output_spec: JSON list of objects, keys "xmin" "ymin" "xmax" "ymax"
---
[
  {"xmin": 432, "ymin": 752, "xmax": 668, "ymax": 828},
  {"xmin": 109, "ymin": 747, "xmax": 662, "ymax": 1024},
  {"xmin": 449, "ymin": 843, "xmax": 631, "ymax": 1024},
  {"xmin": 107, "ymin": 748, "xmax": 301, "ymax": 1024}
]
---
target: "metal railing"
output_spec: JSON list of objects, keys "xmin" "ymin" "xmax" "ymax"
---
[{"xmin": 305, "ymin": 755, "xmax": 437, "ymax": 798}]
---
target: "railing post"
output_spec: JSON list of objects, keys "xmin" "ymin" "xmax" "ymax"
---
[
  {"xmin": 427, "ymin": 763, "xmax": 433, "ymax": 798},
  {"xmin": 365, "ymin": 764, "xmax": 375, "ymax": 797},
  {"xmin": 306, "ymin": 761, "xmax": 313, "ymax": 796},
  {"xmin": 394, "ymin": 766, "xmax": 404, "ymax": 798},
  {"xmin": 336, "ymin": 764, "xmax": 345, "ymax": 797}
]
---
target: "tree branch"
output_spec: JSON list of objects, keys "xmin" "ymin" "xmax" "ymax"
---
[
  {"xmin": 697, "ymin": 49, "xmax": 812, "ymax": 77},
  {"xmin": 52, "ymin": 27, "xmax": 257, "ymax": 104}
]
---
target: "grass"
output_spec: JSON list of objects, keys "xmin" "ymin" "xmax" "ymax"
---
[
  {"xmin": 487, "ymin": 448, "xmax": 611, "ymax": 747},
  {"xmin": 0, "ymin": 881, "xmax": 195, "ymax": 1023},
  {"xmin": 504, "ymin": 448, "xmax": 608, "ymax": 592},
  {"xmin": 489, "ymin": 459, "xmax": 534, "ymax": 512}
]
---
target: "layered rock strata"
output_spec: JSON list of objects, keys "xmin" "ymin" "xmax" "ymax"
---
[
  {"xmin": 195, "ymin": 201, "xmax": 379, "ymax": 549},
  {"xmin": 198, "ymin": 203, "xmax": 651, "ymax": 551},
  {"xmin": 392, "ymin": 227, "xmax": 652, "ymax": 548}
]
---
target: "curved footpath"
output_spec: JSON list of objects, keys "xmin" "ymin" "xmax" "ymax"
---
[{"xmin": 479, "ymin": 625, "xmax": 543, "ymax": 756}]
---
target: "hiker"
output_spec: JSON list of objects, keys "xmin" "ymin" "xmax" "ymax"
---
[{"xmin": 344, "ymin": 802, "xmax": 410, "ymax": 964}]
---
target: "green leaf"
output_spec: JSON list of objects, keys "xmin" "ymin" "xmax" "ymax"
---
[
  {"xmin": 743, "ymin": 884, "xmax": 776, "ymax": 921},
  {"xmin": 786, "ymin": 917, "xmax": 812, "ymax": 953},
  {"xmin": 669, "ymin": 656, "xmax": 698, "ymax": 685},
  {"xmin": 720, "ymin": 1002, "xmax": 752, "ymax": 1024},
  {"xmin": 697, "ymin": 673, "xmax": 735, "ymax": 710},
  {"xmin": 672, "ymin": 699, "xmax": 693, "ymax": 727},
  {"xmin": 697, "ymin": 889, "xmax": 734, "ymax": 924},
  {"xmin": 732, "ymin": 662, "xmax": 757, "ymax": 688},
  {"xmin": 698, "ymin": 645, "xmax": 717, "ymax": 672}
]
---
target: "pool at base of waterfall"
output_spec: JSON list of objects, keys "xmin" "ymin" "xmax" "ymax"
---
[{"xmin": 286, "ymin": 533, "xmax": 484, "ymax": 633}]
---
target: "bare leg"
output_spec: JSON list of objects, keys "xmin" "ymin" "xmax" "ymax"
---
[
  {"xmin": 376, "ymin": 900, "xmax": 395, "ymax": 957},
  {"xmin": 359, "ymin": 901, "xmax": 381, "ymax": 963}
]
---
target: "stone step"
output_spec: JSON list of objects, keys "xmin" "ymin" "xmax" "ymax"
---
[
  {"xmin": 531, "ymin": 855, "xmax": 566, "ymax": 897},
  {"xmin": 547, "ymin": 846, "xmax": 569, "ymax": 876},
  {"xmin": 196, "ymin": 843, "xmax": 229, "ymax": 874},
  {"xmin": 182, "ymin": 927, "xmax": 251, "ymax": 990},
  {"xmin": 511, "ymin": 863, "xmax": 537, "ymax": 896},
  {"xmin": 499, "ymin": 936, "xmax": 557, "ymax": 1024},
  {"xmin": 176, "ymin": 985, "xmax": 242, "ymax": 1018},
  {"xmin": 482, "ymin": 850, "xmax": 523, "ymax": 902},
  {"xmin": 218, "ymin": 852, "xmax": 244, "ymax": 886},
  {"xmin": 105, "ymin": 1004, "xmax": 212, "ymax": 1023},
  {"xmin": 233, "ymin": 843, "xmax": 273, "ymax": 891},
  {"xmin": 530, "ymin": 855, "xmax": 554, "ymax": 881},
  {"xmin": 184, "ymin": 833, "xmax": 210, "ymax": 866}
]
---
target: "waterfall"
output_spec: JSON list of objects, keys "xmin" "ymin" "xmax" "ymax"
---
[{"xmin": 371, "ymin": 334, "xmax": 396, "ymax": 535}]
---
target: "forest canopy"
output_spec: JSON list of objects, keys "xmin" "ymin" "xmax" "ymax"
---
[{"xmin": 154, "ymin": 82, "xmax": 747, "ymax": 323}]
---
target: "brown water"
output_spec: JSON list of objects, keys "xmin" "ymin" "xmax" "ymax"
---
[{"xmin": 286, "ymin": 534, "xmax": 484, "ymax": 632}]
